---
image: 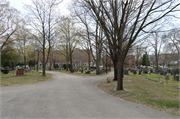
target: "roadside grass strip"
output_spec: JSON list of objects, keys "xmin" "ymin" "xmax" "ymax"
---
[
  {"xmin": 1, "ymin": 71, "xmax": 52, "ymax": 86},
  {"xmin": 97, "ymin": 73, "xmax": 180, "ymax": 116}
]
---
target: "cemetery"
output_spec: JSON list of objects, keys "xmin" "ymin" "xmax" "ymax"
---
[
  {"xmin": 125, "ymin": 67, "xmax": 179, "ymax": 88},
  {"xmin": 1, "ymin": 68, "xmax": 51, "ymax": 87}
]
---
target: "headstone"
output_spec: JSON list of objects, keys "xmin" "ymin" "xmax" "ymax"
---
[
  {"xmin": 25, "ymin": 69, "xmax": 30, "ymax": 73},
  {"xmin": 70, "ymin": 68, "xmax": 74, "ymax": 73},
  {"xmin": 133, "ymin": 70, "xmax": 137, "ymax": 75},
  {"xmin": 100, "ymin": 69, "xmax": 105, "ymax": 74},
  {"xmin": 162, "ymin": 69, "xmax": 167, "ymax": 72},
  {"xmin": 85, "ymin": 70, "xmax": 90, "ymax": 74},
  {"xmin": 173, "ymin": 75, "xmax": 179, "ymax": 81},
  {"xmin": 139, "ymin": 71, "xmax": 142, "ymax": 75},
  {"xmin": 16, "ymin": 70, "xmax": 24, "ymax": 76},
  {"xmin": 124, "ymin": 70, "xmax": 129, "ymax": 75},
  {"xmin": 165, "ymin": 74, "xmax": 169, "ymax": 80},
  {"xmin": 176, "ymin": 75, "xmax": 179, "ymax": 81},
  {"xmin": 143, "ymin": 69, "xmax": 148, "ymax": 74},
  {"xmin": 134, "ymin": 67, "xmax": 138, "ymax": 71},
  {"xmin": 163, "ymin": 72, "xmax": 167, "ymax": 76},
  {"xmin": 160, "ymin": 71, "xmax": 163, "ymax": 75},
  {"xmin": 167, "ymin": 69, "xmax": 171, "ymax": 73},
  {"xmin": 150, "ymin": 69, "xmax": 153, "ymax": 73},
  {"xmin": 81, "ymin": 68, "xmax": 83, "ymax": 73}
]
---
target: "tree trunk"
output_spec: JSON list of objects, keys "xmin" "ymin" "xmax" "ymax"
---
[
  {"xmin": 42, "ymin": 39, "xmax": 46, "ymax": 76},
  {"xmin": 106, "ymin": 53, "xmax": 107, "ymax": 73},
  {"xmin": 96, "ymin": 57, "xmax": 100, "ymax": 75},
  {"xmin": 70, "ymin": 54, "xmax": 73, "ymax": 73},
  {"xmin": 24, "ymin": 55, "xmax": 26, "ymax": 69},
  {"xmin": 11, "ymin": 61, "xmax": 14, "ymax": 70},
  {"xmin": 113, "ymin": 61, "xmax": 117, "ymax": 81},
  {"xmin": 88, "ymin": 52, "xmax": 90, "ymax": 70},
  {"xmin": 49, "ymin": 59, "xmax": 52, "ymax": 70},
  {"xmin": 36, "ymin": 49, "xmax": 39, "ymax": 72},
  {"xmin": 117, "ymin": 56, "xmax": 124, "ymax": 90},
  {"xmin": 155, "ymin": 49, "xmax": 158, "ymax": 73}
]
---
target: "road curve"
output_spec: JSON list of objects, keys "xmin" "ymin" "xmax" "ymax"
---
[{"xmin": 0, "ymin": 71, "xmax": 178, "ymax": 119}]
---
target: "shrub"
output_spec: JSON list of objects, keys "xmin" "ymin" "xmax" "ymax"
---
[
  {"xmin": 1, "ymin": 69, "xmax": 9, "ymax": 74},
  {"xmin": 106, "ymin": 77, "xmax": 111, "ymax": 83},
  {"xmin": 63, "ymin": 64, "xmax": 67, "ymax": 69},
  {"xmin": 18, "ymin": 68, "xmax": 24, "ymax": 70},
  {"xmin": 63, "ymin": 64, "xmax": 71, "ymax": 69},
  {"xmin": 54, "ymin": 64, "xmax": 59, "ymax": 69}
]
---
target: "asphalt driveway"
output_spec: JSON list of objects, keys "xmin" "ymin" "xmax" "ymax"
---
[{"xmin": 0, "ymin": 71, "xmax": 179, "ymax": 119}]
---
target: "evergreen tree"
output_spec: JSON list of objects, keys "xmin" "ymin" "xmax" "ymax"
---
[{"xmin": 141, "ymin": 54, "xmax": 150, "ymax": 66}]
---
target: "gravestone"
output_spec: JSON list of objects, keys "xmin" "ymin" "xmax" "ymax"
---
[
  {"xmin": 162, "ymin": 69, "xmax": 167, "ymax": 72},
  {"xmin": 167, "ymin": 69, "xmax": 171, "ymax": 73},
  {"xmin": 150, "ymin": 69, "xmax": 153, "ymax": 73},
  {"xmin": 143, "ymin": 69, "xmax": 148, "ymax": 74},
  {"xmin": 100, "ymin": 69, "xmax": 105, "ymax": 74},
  {"xmin": 133, "ymin": 70, "xmax": 137, "ymax": 75},
  {"xmin": 176, "ymin": 75, "xmax": 179, "ymax": 81},
  {"xmin": 139, "ymin": 71, "xmax": 142, "ymax": 75},
  {"xmin": 124, "ymin": 70, "xmax": 129, "ymax": 75},
  {"xmin": 81, "ymin": 68, "xmax": 83, "ymax": 73},
  {"xmin": 173, "ymin": 75, "xmax": 179, "ymax": 81},
  {"xmin": 171, "ymin": 72, "xmax": 173, "ymax": 75},
  {"xmin": 85, "ymin": 70, "xmax": 90, "ymax": 74},
  {"xmin": 16, "ymin": 70, "xmax": 24, "ymax": 76},
  {"xmin": 160, "ymin": 71, "xmax": 163, "ymax": 75},
  {"xmin": 70, "ymin": 68, "xmax": 74, "ymax": 73},
  {"xmin": 163, "ymin": 72, "xmax": 167, "ymax": 76},
  {"xmin": 134, "ymin": 67, "xmax": 138, "ymax": 71},
  {"xmin": 25, "ymin": 69, "xmax": 30, "ymax": 73},
  {"xmin": 165, "ymin": 74, "xmax": 169, "ymax": 80}
]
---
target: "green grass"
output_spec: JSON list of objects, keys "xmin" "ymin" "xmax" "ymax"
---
[
  {"xmin": 97, "ymin": 73, "xmax": 180, "ymax": 116},
  {"xmin": 1, "ymin": 71, "xmax": 52, "ymax": 87},
  {"xmin": 140, "ymin": 72, "xmax": 179, "ymax": 87}
]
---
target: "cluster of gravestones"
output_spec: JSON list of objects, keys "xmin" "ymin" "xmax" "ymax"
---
[{"xmin": 124, "ymin": 67, "xmax": 179, "ymax": 81}]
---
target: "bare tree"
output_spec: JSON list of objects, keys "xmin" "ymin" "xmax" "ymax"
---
[
  {"xmin": 24, "ymin": 0, "xmax": 62, "ymax": 76},
  {"xmin": 148, "ymin": 32, "xmax": 166, "ymax": 72},
  {"xmin": 56, "ymin": 16, "xmax": 79, "ymax": 72},
  {"xmin": 0, "ymin": 0, "xmax": 21, "ymax": 50},
  {"xmin": 76, "ymin": 0, "xmax": 180, "ymax": 90},
  {"xmin": 71, "ymin": 2, "xmax": 105, "ymax": 75},
  {"xmin": 15, "ymin": 26, "xmax": 30, "ymax": 70},
  {"xmin": 166, "ymin": 28, "xmax": 180, "ymax": 55}
]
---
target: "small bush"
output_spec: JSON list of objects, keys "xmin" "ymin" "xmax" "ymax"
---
[
  {"xmin": 1, "ymin": 69, "xmax": 9, "ymax": 74},
  {"xmin": 33, "ymin": 68, "xmax": 36, "ymax": 70},
  {"xmin": 18, "ymin": 68, "xmax": 24, "ymax": 70},
  {"xmin": 106, "ymin": 77, "xmax": 111, "ymax": 83}
]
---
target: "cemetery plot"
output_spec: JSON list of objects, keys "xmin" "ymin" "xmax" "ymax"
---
[{"xmin": 134, "ymin": 71, "xmax": 179, "ymax": 88}]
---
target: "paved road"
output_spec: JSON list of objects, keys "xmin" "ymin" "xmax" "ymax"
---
[{"xmin": 1, "ymin": 71, "xmax": 179, "ymax": 119}]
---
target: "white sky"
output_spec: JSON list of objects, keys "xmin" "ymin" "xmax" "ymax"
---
[{"xmin": 9, "ymin": 0, "xmax": 71, "ymax": 15}]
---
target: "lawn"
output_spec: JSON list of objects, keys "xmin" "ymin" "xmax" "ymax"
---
[
  {"xmin": 140, "ymin": 72, "xmax": 179, "ymax": 87},
  {"xmin": 1, "ymin": 70, "xmax": 52, "ymax": 87},
  {"xmin": 97, "ymin": 73, "xmax": 180, "ymax": 116}
]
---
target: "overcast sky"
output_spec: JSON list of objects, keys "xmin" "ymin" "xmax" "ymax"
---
[{"xmin": 9, "ymin": 0, "xmax": 71, "ymax": 15}]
